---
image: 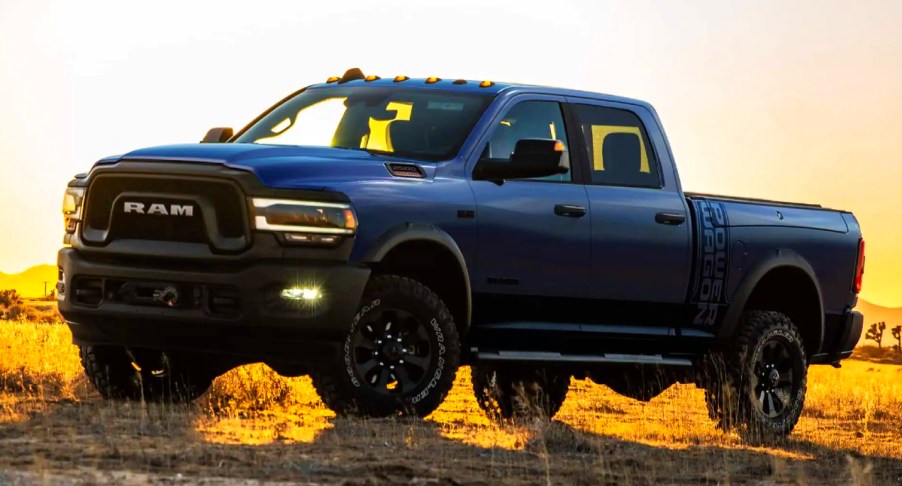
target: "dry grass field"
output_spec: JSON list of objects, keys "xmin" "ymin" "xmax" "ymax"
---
[{"xmin": 1, "ymin": 320, "xmax": 901, "ymax": 485}]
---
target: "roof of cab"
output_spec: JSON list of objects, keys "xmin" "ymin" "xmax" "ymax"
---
[{"xmin": 305, "ymin": 74, "xmax": 654, "ymax": 111}]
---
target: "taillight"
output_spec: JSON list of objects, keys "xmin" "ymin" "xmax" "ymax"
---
[{"xmin": 853, "ymin": 238, "xmax": 865, "ymax": 294}]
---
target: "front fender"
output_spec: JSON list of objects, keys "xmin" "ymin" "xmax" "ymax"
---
[{"xmin": 360, "ymin": 223, "xmax": 472, "ymax": 330}]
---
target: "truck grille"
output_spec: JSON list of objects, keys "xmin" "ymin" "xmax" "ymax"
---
[{"xmin": 81, "ymin": 174, "xmax": 249, "ymax": 252}]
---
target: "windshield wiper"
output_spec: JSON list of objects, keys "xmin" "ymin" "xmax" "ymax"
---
[
  {"xmin": 331, "ymin": 145, "xmax": 437, "ymax": 161},
  {"xmin": 361, "ymin": 148, "xmax": 438, "ymax": 161}
]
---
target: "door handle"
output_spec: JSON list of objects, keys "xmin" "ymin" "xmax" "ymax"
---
[
  {"xmin": 655, "ymin": 212, "xmax": 686, "ymax": 225},
  {"xmin": 554, "ymin": 204, "xmax": 587, "ymax": 218}
]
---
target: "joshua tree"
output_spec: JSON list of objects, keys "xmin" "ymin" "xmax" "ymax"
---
[
  {"xmin": 865, "ymin": 322, "xmax": 886, "ymax": 348},
  {"xmin": 892, "ymin": 325, "xmax": 901, "ymax": 353}
]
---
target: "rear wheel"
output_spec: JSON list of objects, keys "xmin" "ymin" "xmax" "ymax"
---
[
  {"xmin": 79, "ymin": 345, "xmax": 217, "ymax": 403},
  {"xmin": 311, "ymin": 275, "xmax": 460, "ymax": 417},
  {"xmin": 704, "ymin": 311, "xmax": 808, "ymax": 442},
  {"xmin": 471, "ymin": 363, "xmax": 570, "ymax": 422}
]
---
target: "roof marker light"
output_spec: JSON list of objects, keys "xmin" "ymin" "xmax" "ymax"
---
[
  {"xmin": 326, "ymin": 76, "xmax": 340, "ymax": 83},
  {"xmin": 364, "ymin": 75, "xmax": 381, "ymax": 82},
  {"xmin": 425, "ymin": 77, "xmax": 441, "ymax": 84},
  {"xmin": 394, "ymin": 75, "xmax": 409, "ymax": 82},
  {"xmin": 452, "ymin": 79, "xmax": 467, "ymax": 85},
  {"xmin": 479, "ymin": 80, "xmax": 495, "ymax": 88},
  {"xmin": 338, "ymin": 67, "xmax": 365, "ymax": 83}
]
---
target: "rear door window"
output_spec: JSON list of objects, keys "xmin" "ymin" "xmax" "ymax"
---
[{"xmin": 572, "ymin": 105, "xmax": 661, "ymax": 188}]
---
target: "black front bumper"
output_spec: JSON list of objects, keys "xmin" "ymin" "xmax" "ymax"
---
[{"xmin": 57, "ymin": 248, "xmax": 370, "ymax": 364}]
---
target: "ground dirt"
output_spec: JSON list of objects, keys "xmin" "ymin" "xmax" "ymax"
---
[{"xmin": 1, "ymin": 322, "xmax": 901, "ymax": 485}]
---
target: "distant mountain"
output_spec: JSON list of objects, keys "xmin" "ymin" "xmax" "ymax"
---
[
  {"xmin": 854, "ymin": 299, "xmax": 902, "ymax": 346},
  {"xmin": 0, "ymin": 264, "xmax": 57, "ymax": 298}
]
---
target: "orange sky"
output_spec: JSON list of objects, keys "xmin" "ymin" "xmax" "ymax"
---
[{"xmin": 0, "ymin": 0, "xmax": 900, "ymax": 306}]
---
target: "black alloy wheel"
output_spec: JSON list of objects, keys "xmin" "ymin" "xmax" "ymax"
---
[
  {"xmin": 312, "ymin": 275, "xmax": 460, "ymax": 417},
  {"xmin": 350, "ymin": 307, "xmax": 434, "ymax": 396},
  {"xmin": 751, "ymin": 338, "xmax": 798, "ymax": 419}
]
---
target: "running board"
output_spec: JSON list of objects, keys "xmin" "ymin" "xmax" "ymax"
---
[{"xmin": 475, "ymin": 350, "xmax": 694, "ymax": 367}]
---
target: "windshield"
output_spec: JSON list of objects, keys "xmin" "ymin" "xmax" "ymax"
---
[{"xmin": 235, "ymin": 87, "xmax": 493, "ymax": 161}]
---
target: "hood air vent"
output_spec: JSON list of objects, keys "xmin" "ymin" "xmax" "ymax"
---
[{"xmin": 385, "ymin": 163, "xmax": 425, "ymax": 179}]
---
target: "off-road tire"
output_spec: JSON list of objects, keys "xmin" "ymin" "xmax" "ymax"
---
[
  {"xmin": 705, "ymin": 310, "xmax": 808, "ymax": 442},
  {"xmin": 311, "ymin": 275, "xmax": 460, "ymax": 417},
  {"xmin": 79, "ymin": 345, "xmax": 215, "ymax": 403},
  {"xmin": 471, "ymin": 363, "xmax": 570, "ymax": 422}
]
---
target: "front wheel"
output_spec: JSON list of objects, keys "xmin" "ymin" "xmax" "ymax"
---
[
  {"xmin": 311, "ymin": 275, "xmax": 460, "ymax": 417},
  {"xmin": 705, "ymin": 310, "xmax": 808, "ymax": 442}
]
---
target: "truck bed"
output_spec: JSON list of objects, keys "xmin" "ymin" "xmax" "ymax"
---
[
  {"xmin": 684, "ymin": 192, "xmax": 842, "ymax": 211},
  {"xmin": 685, "ymin": 192, "xmax": 851, "ymax": 234}
]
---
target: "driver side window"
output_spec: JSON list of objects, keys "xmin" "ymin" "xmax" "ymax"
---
[{"xmin": 483, "ymin": 101, "xmax": 571, "ymax": 182}]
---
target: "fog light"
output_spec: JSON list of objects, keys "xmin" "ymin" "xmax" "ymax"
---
[{"xmin": 281, "ymin": 287, "xmax": 321, "ymax": 301}]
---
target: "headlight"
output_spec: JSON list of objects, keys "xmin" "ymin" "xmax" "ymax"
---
[
  {"xmin": 252, "ymin": 198, "xmax": 357, "ymax": 240},
  {"xmin": 62, "ymin": 186, "xmax": 85, "ymax": 233}
]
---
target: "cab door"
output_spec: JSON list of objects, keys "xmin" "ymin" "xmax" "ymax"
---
[
  {"xmin": 569, "ymin": 100, "xmax": 693, "ymax": 328},
  {"xmin": 468, "ymin": 96, "xmax": 591, "ymax": 306}
]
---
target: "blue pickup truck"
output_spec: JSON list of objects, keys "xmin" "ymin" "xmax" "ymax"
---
[{"xmin": 58, "ymin": 69, "xmax": 865, "ymax": 440}]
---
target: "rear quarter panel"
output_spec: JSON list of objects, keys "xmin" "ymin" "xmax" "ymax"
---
[{"xmin": 687, "ymin": 198, "xmax": 861, "ymax": 330}]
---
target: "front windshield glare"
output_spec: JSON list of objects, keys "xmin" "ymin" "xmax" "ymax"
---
[{"xmin": 235, "ymin": 87, "xmax": 492, "ymax": 161}]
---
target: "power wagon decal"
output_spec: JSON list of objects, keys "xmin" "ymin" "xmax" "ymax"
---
[{"xmin": 691, "ymin": 200, "xmax": 730, "ymax": 326}]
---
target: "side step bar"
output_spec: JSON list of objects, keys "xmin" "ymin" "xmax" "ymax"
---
[{"xmin": 475, "ymin": 350, "xmax": 694, "ymax": 367}]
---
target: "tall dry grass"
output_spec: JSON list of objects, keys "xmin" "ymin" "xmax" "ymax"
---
[{"xmin": 1, "ymin": 320, "xmax": 901, "ymax": 484}]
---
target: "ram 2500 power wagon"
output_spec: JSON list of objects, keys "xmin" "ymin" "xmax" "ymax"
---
[{"xmin": 58, "ymin": 68, "xmax": 865, "ymax": 440}]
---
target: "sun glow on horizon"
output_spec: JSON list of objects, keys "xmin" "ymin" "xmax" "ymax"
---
[{"xmin": 1, "ymin": 0, "xmax": 901, "ymax": 306}]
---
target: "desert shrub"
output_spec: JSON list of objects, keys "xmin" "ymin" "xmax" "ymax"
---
[
  {"xmin": 4, "ymin": 304, "xmax": 38, "ymax": 321},
  {"xmin": 0, "ymin": 289, "xmax": 22, "ymax": 307},
  {"xmin": 1, "ymin": 303, "xmax": 62, "ymax": 324}
]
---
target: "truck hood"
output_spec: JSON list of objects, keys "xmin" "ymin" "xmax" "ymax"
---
[{"xmin": 96, "ymin": 143, "xmax": 434, "ymax": 190}]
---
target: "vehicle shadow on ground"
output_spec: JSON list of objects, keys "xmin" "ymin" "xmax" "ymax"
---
[{"xmin": 0, "ymin": 395, "xmax": 901, "ymax": 485}]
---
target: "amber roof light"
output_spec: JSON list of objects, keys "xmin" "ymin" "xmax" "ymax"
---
[
  {"xmin": 326, "ymin": 76, "xmax": 340, "ymax": 83},
  {"xmin": 364, "ymin": 75, "xmax": 381, "ymax": 82},
  {"xmin": 479, "ymin": 80, "xmax": 495, "ymax": 88},
  {"xmin": 394, "ymin": 75, "xmax": 409, "ymax": 82},
  {"xmin": 425, "ymin": 77, "xmax": 441, "ymax": 84}
]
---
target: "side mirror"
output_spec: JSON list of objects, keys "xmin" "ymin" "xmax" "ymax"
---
[
  {"xmin": 474, "ymin": 139, "xmax": 568, "ymax": 182},
  {"xmin": 201, "ymin": 127, "xmax": 234, "ymax": 143}
]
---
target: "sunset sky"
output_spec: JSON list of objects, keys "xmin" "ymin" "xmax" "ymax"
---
[{"xmin": 0, "ymin": 0, "xmax": 900, "ymax": 306}]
